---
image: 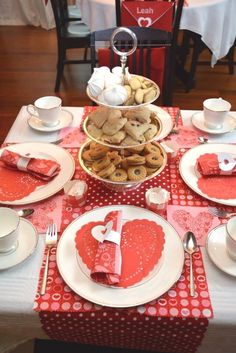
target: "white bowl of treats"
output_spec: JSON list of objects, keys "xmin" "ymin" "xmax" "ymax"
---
[
  {"xmin": 79, "ymin": 140, "xmax": 167, "ymax": 192},
  {"xmin": 87, "ymin": 66, "xmax": 160, "ymax": 109}
]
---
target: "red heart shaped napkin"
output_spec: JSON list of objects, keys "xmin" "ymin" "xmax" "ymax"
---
[
  {"xmin": 0, "ymin": 149, "xmax": 60, "ymax": 181},
  {"xmin": 197, "ymin": 153, "xmax": 236, "ymax": 176}
]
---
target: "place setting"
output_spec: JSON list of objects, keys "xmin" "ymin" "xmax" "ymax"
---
[
  {"xmin": 0, "ymin": 142, "xmax": 75, "ymax": 205},
  {"xmin": 191, "ymin": 97, "xmax": 236, "ymax": 135},
  {"xmin": 56, "ymin": 204, "xmax": 185, "ymax": 308},
  {"xmin": 0, "ymin": 207, "xmax": 38, "ymax": 270},
  {"xmin": 206, "ymin": 216, "xmax": 236, "ymax": 277},
  {"xmin": 27, "ymin": 96, "xmax": 73, "ymax": 132}
]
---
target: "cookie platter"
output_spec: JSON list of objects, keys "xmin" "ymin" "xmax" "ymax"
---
[
  {"xmin": 82, "ymin": 65, "xmax": 167, "ymax": 191},
  {"xmin": 83, "ymin": 105, "xmax": 163, "ymax": 149},
  {"xmin": 87, "ymin": 74, "xmax": 160, "ymax": 110},
  {"xmin": 79, "ymin": 140, "xmax": 167, "ymax": 192}
]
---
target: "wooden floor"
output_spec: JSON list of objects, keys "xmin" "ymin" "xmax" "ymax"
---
[{"xmin": 0, "ymin": 25, "xmax": 236, "ymax": 143}]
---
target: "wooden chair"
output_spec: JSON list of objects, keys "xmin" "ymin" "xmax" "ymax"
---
[
  {"xmin": 113, "ymin": 0, "xmax": 184, "ymax": 105},
  {"xmin": 90, "ymin": 26, "xmax": 173, "ymax": 105},
  {"xmin": 50, "ymin": 0, "xmax": 91, "ymax": 92}
]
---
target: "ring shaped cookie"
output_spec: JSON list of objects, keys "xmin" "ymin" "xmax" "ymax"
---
[
  {"xmin": 146, "ymin": 154, "xmax": 163, "ymax": 168},
  {"xmin": 127, "ymin": 166, "xmax": 147, "ymax": 181},
  {"xmin": 92, "ymin": 156, "xmax": 111, "ymax": 172},
  {"xmin": 110, "ymin": 168, "xmax": 128, "ymax": 182}
]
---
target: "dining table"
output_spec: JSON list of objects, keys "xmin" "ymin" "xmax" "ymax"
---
[
  {"xmin": 1, "ymin": 102, "xmax": 236, "ymax": 353},
  {"xmin": 0, "ymin": 0, "xmax": 55, "ymax": 30},
  {"xmin": 79, "ymin": 0, "xmax": 236, "ymax": 66}
]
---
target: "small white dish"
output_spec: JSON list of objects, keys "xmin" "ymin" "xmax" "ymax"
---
[
  {"xmin": 28, "ymin": 109, "xmax": 73, "ymax": 132},
  {"xmin": 206, "ymin": 224, "xmax": 236, "ymax": 277},
  {"xmin": 191, "ymin": 111, "xmax": 236, "ymax": 134},
  {"xmin": 0, "ymin": 218, "xmax": 38, "ymax": 270}
]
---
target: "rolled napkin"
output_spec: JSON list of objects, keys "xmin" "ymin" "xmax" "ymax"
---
[
  {"xmin": 197, "ymin": 153, "xmax": 236, "ymax": 176},
  {"xmin": 0, "ymin": 149, "xmax": 60, "ymax": 181},
  {"xmin": 91, "ymin": 210, "xmax": 122, "ymax": 285}
]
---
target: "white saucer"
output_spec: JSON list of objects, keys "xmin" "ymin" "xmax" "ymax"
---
[
  {"xmin": 28, "ymin": 109, "xmax": 73, "ymax": 132},
  {"xmin": 206, "ymin": 224, "xmax": 236, "ymax": 277},
  {"xmin": 0, "ymin": 218, "xmax": 38, "ymax": 270},
  {"xmin": 191, "ymin": 111, "xmax": 236, "ymax": 134}
]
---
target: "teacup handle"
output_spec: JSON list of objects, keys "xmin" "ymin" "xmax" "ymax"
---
[{"xmin": 27, "ymin": 104, "xmax": 39, "ymax": 118}]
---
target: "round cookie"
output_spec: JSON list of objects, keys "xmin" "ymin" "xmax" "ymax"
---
[
  {"xmin": 127, "ymin": 165, "xmax": 147, "ymax": 181},
  {"xmin": 145, "ymin": 153, "xmax": 163, "ymax": 168},
  {"xmin": 98, "ymin": 163, "xmax": 116, "ymax": 179},
  {"xmin": 144, "ymin": 143, "xmax": 161, "ymax": 155},
  {"xmin": 126, "ymin": 154, "xmax": 146, "ymax": 166},
  {"xmin": 145, "ymin": 166, "xmax": 158, "ymax": 176},
  {"xmin": 109, "ymin": 168, "xmax": 128, "ymax": 182},
  {"xmin": 90, "ymin": 145, "xmax": 110, "ymax": 160},
  {"xmin": 92, "ymin": 156, "xmax": 111, "ymax": 172}
]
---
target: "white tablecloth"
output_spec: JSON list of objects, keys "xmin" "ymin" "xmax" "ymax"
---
[
  {"xmin": 79, "ymin": 0, "xmax": 236, "ymax": 66},
  {"xmin": 0, "ymin": 0, "xmax": 55, "ymax": 30},
  {"xmin": 1, "ymin": 107, "xmax": 236, "ymax": 353},
  {"xmin": 180, "ymin": 0, "xmax": 236, "ymax": 66}
]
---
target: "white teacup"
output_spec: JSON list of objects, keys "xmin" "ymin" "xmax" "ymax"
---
[
  {"xmin": 27, "ymin": 96, "xmax": 62, "ymax": 127},
  {"xmin": 226, "ymin": 216, "xmax": 236, "ymax": 261},
  {"xmin": 0, "ymin": 208, "xmax": 20, "ymax": 253},
  {"xmin": 203, "ymin": 98, "xmax": 231, "ymax": 130}
]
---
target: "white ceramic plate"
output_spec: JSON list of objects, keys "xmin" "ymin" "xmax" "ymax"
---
[
  {"xmin": 191, "ymin": 111, "xmax": 236, "ymax": 134},
  {"xmin": 57, "ymin": 205, "xmax": 184, "ymax": 308},
  {"xmin": 27, "ymin": 109, "xmax": 73, "ymax": 132},
  {"xmin": 147, "ymin": 104, "xmax": 173, "ymax": 140},
  {"xmin": 0, "ymin": 218, "xmax": 38, "ymax": 270},
  {"xmin": 0, "ymin": 143, "xmax": 75, "ymax": 205},
  {"xmin": 179, "ymin": 143, "xmax": 236, "ymax": 206},
  {"xmin": 206, "ymin": 224, "xmax": 236, "ymax": 277}
]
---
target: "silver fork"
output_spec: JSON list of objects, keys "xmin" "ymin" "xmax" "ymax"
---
[
  {"xmin": 40, "ymin": 223, "xmax": 58, "ymax": 296},
  {"xmin": 170, "ymin": 110, "xmax": 181, "ymax": 134},
  {"xmin": 208, "ymin": 207, "xmax": 236, "ymax": 219}
]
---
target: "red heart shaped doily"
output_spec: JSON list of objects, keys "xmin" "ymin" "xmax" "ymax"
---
[
  {"xmin": 75, "ymin": 219, "xmax": 165, "ymax": 288},
  {"xmin": 0, "ymin": 164, "xmax": 46, "ymax": 201}
]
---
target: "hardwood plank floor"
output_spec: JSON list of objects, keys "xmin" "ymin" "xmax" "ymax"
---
[{"xmin": 0, "ymin": 25, "xmax": 236, "ymax": 143}]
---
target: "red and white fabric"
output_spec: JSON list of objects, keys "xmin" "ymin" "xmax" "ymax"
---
[
  {"xmin": 197, "ymin": 153, "xmax": 236, "ymax": 176},
  {"xmin": 0, "ymin": 149, "xmax": 60, "ymax": 181}
]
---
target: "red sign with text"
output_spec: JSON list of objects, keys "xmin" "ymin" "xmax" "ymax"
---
[{"xmin": 121, "ymin": 1, "xmax": 174, "ymax": 31}]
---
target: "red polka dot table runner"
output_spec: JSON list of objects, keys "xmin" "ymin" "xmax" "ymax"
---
[{"xmin": 34, "ymin": 107, "xmax": 213, "ymax": 353}]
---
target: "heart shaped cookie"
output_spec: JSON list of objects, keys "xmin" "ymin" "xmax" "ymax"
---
[{"xmin": 125, "ymin": 120, "xmax": 150, "ymax": 141}]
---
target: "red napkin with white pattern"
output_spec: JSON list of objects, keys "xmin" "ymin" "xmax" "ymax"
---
[
  {"xmin": 91, "ymin": 210, "xmax": 122, "ymax": 285},
  {"xmin": 0, "ymin": 149, "xmax": 60, "ymax": 181},
  {"xmin": 197, "ymin": 153, "xmax": 236, "ymax": 176}
]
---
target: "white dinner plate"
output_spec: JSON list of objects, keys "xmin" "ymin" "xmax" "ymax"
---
[
  {"xmin": 191, "ymin": 111, "xmax": 236, "ymax": 134},
  {"xmin": 0, "ymin": 143, "xmax": 75, "ymax": 205},
  {"xmin": 147, "ymin": 104, "xmax": 173, "ymax": 140},
  {"xmin": 27, "ymin": 109, "xmax": 73, "ymax": 132},
  {"xmin": 179, "ymin": 143, "xmax": 236, "ymax": 206},
  {"xmin": 206, "ymin": 224, "xmax": 236, "ymax": 277},
  {"xmin": 0, "ymin": 218, "xmax": 38, "ymax": 270},
  {"xmin": 57, "ymin": 205, "xmax": 184, "ymax": 308}
]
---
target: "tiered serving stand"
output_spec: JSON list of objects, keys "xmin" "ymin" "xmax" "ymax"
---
[{"xmin": 79, "ymin": 28, "xmax": 167, "ymax": 192}]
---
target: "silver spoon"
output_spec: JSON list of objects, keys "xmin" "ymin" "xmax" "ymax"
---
[
  {"xmin": 17, "ymin": 209, "xmax": 34, "ymax": 217},
  {"xmin": 198, "ymin": 136, "xmax": 209, "ymax": 144},
  {"xmin": 183, "ymin": 231, "xmax": 198, "ymax": 297}
]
